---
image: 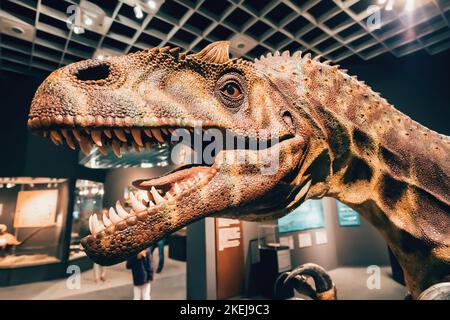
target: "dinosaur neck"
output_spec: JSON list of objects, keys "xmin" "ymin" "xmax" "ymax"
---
[{"xmin": 291, "ymin": 59, "xmax": 450, "ymax": 297}]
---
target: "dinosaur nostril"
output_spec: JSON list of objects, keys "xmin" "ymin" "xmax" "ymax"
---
[
  {"xmin": 76, "ymin": 63, "xmax": 110, "ymax": 81},
  {"xmin": 282, "ymin": 111, "xmax": 294, "ymax": 127}
]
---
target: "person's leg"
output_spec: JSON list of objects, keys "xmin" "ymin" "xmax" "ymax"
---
[
  {"xmin": 100, "ymin": 266, "xmax": 106, "ymax": 281},
  {"xmin": 142, "ymin": 282, "xmax": 151, "ymax": 300},
  {"xmin": 93, "ymin": 264, "xmax": 101, "ymax": 283},
  {"xmin": 157, "ymin": 239, "xmax": 164, "ymax": 273},
  {"xmin": 133, "ymin": 286, "xmax": 141, "ymax": 300}
]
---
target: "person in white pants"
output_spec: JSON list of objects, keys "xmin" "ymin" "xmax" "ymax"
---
[
  {"xmin": 126, "ymin": 248, "xmax": 154, "ymax": 300},
  {"xmin": 93, "ymin": 263, "xmax": 107, "ymax": 283}
]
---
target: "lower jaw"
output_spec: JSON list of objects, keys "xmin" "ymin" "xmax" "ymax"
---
[{"xmin": 81, "ymin": 165, "xmax": 218, "ymax": 264}]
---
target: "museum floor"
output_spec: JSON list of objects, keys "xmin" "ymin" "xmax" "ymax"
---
[{"xmin": 0, "ymin": 248, "xmax": 406, "ymax": 299}]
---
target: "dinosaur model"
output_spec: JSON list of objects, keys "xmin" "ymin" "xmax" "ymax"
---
[{"xmin": 28, "ymin": 41, "xmax": 449, "ymax": 299}]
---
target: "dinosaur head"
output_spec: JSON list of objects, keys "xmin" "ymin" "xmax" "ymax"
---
[{"xmin": 28, "ymin": 41, "xmax": 310, "ymax": 265}]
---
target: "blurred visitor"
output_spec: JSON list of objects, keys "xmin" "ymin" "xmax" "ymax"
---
[
  {"xmin": 150, "ymin": 238, "xmax": 165, "ymax": 273},
  {"xmin": 126, "ymin": 247, "xmax": 153, "ymax": 300},
  {"xmin": 93, "ymin": 263, "xmax": 107, "ymax": 283}
]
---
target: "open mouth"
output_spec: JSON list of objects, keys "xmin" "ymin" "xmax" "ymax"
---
[{"xmin": 29, "ymin": 119, "xmax": 293, "ymax": 242}]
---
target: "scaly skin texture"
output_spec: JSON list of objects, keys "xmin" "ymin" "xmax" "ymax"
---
[{"xmin": 28, "ymin": 41, "xmax": 449, "ymax": 299}]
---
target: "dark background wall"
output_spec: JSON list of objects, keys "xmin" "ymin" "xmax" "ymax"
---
[
  {"xmin": 0, "ymin": 70, "xmax": 105, "ymax": 181},
  {"xmin": 341, "ymin": 49, "xmax": 450, "ymax": 135},
  {"xmin": 329, "ymin": 200, "xmax": 390, "ymax": 267}
]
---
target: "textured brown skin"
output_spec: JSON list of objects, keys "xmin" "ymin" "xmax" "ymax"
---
[{"xmin": 28, "ymin": 42, "xmax": 449, "ymax": 299}]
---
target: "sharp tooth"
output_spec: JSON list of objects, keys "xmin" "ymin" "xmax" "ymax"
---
[
  {"xmin": 129, "ymin": 193, "xmax": 146, "ymax": 212},
  {"xmin": 151, "ymin": 186, "xmax": 165, "ymax": 204},
  {"xmin": 144, "ymin": 129, "xmax": 153, "ymax": 138},
  {"xmin": 72, "ymin": 129, "xmax": 82, "ymax": 142},
  {"xmin": 161, "ymin": 128, "xmax": 169, "ymax": 135},
  {"xmin": 140, "ymin": 191, "xmax": 150, "ymax": 203},
  {"xmin": 97, "ymin": 145, "xmax": 108, "ymax": 156},
  {"xmin": 79, "ymin": 136, "xmax": 92, "ymax": 155},
  {"xmin": 61, "ymin": 129, "xmax": 76, "ymax": 150},
  {"xmin": 151, "ymin": 128, "xmax": 164, "ymax": 143},
  {"xmin": 174, "ymin": 182, "xmax": 182, "ymax": 194},
  {"xmin": 112, "ymin": 140, "xmax": 122, "ymax": 158},
  {"xmin": 91, "ymin": 130, "xmax": 103, "ymax": 147},
  {"xmin": 166, "ymin": 192, "xmax": 174, "ymax": 200},
  {"xmin": 133, "ymin": 141, "xmax": 141, "ymax": 153},
  {"xmin": 102, "ymin": 211, "xmax": 113, "ymax": 227},
  {"xmin": 50, "ymin": 134, "xmax": 60, "ymax": 145},
  {"xmin": 116, "ymin": 200, "xmax": 131, "ymax": 218},
  {"xmin": 109, "ymin": 207, "xmax": 122, "ymax": 223},
  {"xmin": 148, "ymin": 200, "xmax": 155, "ymax": 207},
  {"xmin": 296, "ymin": 180, "xmax": 312, "ymax": 201},
  {"xmin": 92, "ymin": 214, "xmax": 105, "ymax": 234},
  {"xmin": 114, "ymin": 129, "xmax": 127, "ymax": 142},
  {"xmin": 104, "ymin": 129, "xmax": 112, "ymax": 139},
  {"xmin": 51, "ymin": 130, "xmax": 63, "ymax": 143},
  {"xmin": 123, "ymin": 142, "xmax": 129, "ymax": 152},
  {"xmin": 131, "ymin": 129, "xmax": 144, "ymax": 147},
  {"xmin": 89, "ymin": 215, "xmax": 94, "ymax": 234}
]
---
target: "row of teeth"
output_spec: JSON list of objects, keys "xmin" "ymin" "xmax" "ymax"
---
[
  {"xmin": 45, "ymin": 127, "xmax": 198, "ymax": 157},
  {"xmin": 88, "ymin": 171, "xmax": 209, "ymax": 236}
]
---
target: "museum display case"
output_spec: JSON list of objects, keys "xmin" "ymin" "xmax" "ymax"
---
[
  {"xmin": 0, "ymin": 177, "xmax": 98, "ymax": 286},
  {"xmin": 0, "ymin": 177, "xmax": 69, "ymax": 268},
  {"xmin": 257, "ymin": 225, "xmax": 280, "ymax": 249}
]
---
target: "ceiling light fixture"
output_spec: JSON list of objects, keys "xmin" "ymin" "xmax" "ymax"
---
[
  {"xmin": 84, "ymin": 16, "xmax": 93, "ymax": 26},
  {"xmin": 73, "ymin": 25, "xmax": 85, "ymax": 34},
  {"xmin": 405, "ymin": 0, "xmax": 415, "ymax": 12},
  {"xmin": 134, "ymin": 5, "xmax": 144, "ymax": 19},
  {"xmin": 385, "ymin": 0, "xmax": 395, "ymax": 11},
  {"xmin": 147, "ymin": 0, "xmax": 157, "ymax": 10},
  {"xmin": 10, "ymin": 26, "xmax": 25, "ymax": 34}
]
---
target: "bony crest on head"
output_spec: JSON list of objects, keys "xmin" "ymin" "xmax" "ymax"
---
[{"xmin": 187, "ymin": 41, "xmax": 231, "ymax": 64}]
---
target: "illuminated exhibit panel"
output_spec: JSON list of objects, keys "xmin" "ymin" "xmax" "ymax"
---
[{"xmin": 0, "ymin": 177, "xmax": 68, "ymax": 267}]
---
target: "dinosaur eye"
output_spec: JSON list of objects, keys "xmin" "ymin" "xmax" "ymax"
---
[
  {"xmin": 216, "ymin": 72, "xmax": 246, "ymax": 110},
  {"xmin": 221, "ymin": 82, "xmax": 242, "ymax": 99}
]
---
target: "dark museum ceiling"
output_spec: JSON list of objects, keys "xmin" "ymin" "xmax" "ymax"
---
[
  {"xmin": 0, "ymin": 0, "xmax": 450, "ymax": 78},
  {"xmin": 0, "ymin": 0, "xmax": 450, "ymax": 74}
]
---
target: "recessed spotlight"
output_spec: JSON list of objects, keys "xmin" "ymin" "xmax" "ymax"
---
[
  {"xmin": 385, "ymin": 0, "xmax": 394, "ymax": 11},
  {"xmin": 10, "ymin": 26, "xmax": 24, "ymax": 34},
  {"xmin": 73, "ymin": 26, "xmax": 85, "ymax": 34},
  {"xmin": 84, "ymin": 16, "xmax": 93, "ymax": 26},
  {"xmin": 147, "ymin": 0, "xmax": 157, "ymax": 10},
  {"xmin": 405, "ymin": 0, "xmax": 415, "ymax": 11},
  {"xmin": 134, "ymin": 5, "xmax": 144, "ymax": 19},
  {"xmin": 237, "ymin": 42, "xmax": 246, "ymax": 49}
]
